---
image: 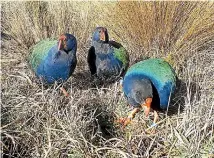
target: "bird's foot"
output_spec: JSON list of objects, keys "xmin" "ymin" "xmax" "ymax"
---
[
  {"xmin": 115, "ymin": 117, "xmax": 132, "ymax": 128},
  {"xmin": 60, "ymin": 87, "xmax": 69, "ymax": 97}
]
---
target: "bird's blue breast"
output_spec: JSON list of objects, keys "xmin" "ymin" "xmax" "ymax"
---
[
  {"xmin": 96, "ymin": 53, "xmax": 123, "ymax": 67},
  {"xmin": 96, "ymin": 52, "xmax": 123, "ymax": 76},
  {"xmin": 36, "ymin": 46, "xmax": 76, "ymax": 84}
]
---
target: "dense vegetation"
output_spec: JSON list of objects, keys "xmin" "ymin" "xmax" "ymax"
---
[{"xmin": 1, "ymin": 1, "xmax": 214, "ymax": 157}]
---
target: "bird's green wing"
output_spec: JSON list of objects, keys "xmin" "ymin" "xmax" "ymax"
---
[
  {"xmin": 29, "ymin": 39, "xmax": 57, "ymax": 71},
  {"xmin": 127, "ymin": 58, "xmax": 176, "ymax": 84},
  {"xmin": 113, "ymin": 46, "xmax": 129, "ymax": 67}
]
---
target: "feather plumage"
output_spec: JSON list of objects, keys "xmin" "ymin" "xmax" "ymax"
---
[
  {"xmin": 123, "ymin": 58, "xmax": 176, "ymax": 110},
  {"xmin": 29, "ymin": 34, "xmax": 77, "ymax": 84},
  {"xmin": 87, "ymin": 27, "xmax": 129, "ymax": 81}
]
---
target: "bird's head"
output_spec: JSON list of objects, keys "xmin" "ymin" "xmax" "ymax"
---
[
  {"xmin": 58, "ymin": 33, "xmax": 77, "ymax": 53},
  {"xmin": 92, "ymin": 27, "xmax": 109, "ymax": 43},
  {"xmin": 131, "ymin": 78, "xmax": 153, "ymax": 115}
]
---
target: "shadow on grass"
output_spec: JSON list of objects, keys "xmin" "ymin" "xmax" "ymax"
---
[
  {"xmin": 167, "ymin": 79, "xmax": 200, "ymax": 116},
  {"xmin": 71, "ymin": 70, "xmax": 95, "ymax": 90},
  {"xmin": 72, "ymin": 70, "xmax": 122, "ymax": 90},
  {"xmin": 33, "ymin": 70, "xmax": 96, "ymax": 91},
  {"xmin": 36, "ymin": 69, "xmax": 119, "ymax": 91},
  {"xmin": 82, "ymin": 98, "xmax": 118, "ymax": 141},
  {"xmin": 149, "ymin": 78, "xmax": 200, "ymax": 118},
  {"xmin": 2, "ymin": 136, "xmax": 30, "ymax": 158}
]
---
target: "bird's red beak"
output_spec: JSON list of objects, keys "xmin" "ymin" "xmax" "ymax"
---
[
  {"xmin": 58, "ymin": 34, "xmax": 66, "ymax": 51},
  {"xmin": 100, "ymin": 31, "xmax": 105, "ymax": 41},
  {"xmin": 142, "ymin": 98, "xmax": 152, "ymax": 117},
  {"xmin": 58, "ymin": 40, "xmax": 62, "ymax": 51}
]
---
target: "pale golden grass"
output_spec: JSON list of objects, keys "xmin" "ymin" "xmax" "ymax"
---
[
  {"xmin": 1, "ymin": 1, "xmax": 214, "ymax": 157},
  {"xmin": 101, "ymin": 2, "xmax": 214, "ymax": 70}
]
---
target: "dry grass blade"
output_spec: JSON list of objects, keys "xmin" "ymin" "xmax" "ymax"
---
[{"xmin": 1, "ymin": 1, "xmax": 214, "ymax": 157}]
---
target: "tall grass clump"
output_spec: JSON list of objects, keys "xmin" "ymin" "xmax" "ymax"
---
[
  {"xmin": 1, "ymin": 1, "xmax": 111, "ymax": 65},
  {"xmin": 1, "ymin": 1, "xmax": 214, "ymax": 157},
  {"xmin": 102, "ymin": 2, "xmax": 214, "ymax": 68}
]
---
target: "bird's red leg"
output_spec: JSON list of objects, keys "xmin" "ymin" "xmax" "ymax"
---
[
  {"xmin": 127, "ymin": 108, "xmax": 139, "ymax": 120},
  {"xmin": 60, "ymin": 87, "xmax": 69, "ymax": 97},
  {"xmin": 143, "ymin": 98, "xmax": 159, "ymax": 129},
  {"xmin": 144, "ymin": 106, "xmax": 150, "ymax": 117},
  {"xmin": 153, "ymin": 110, "xmax": 159, "ymax": 124},
  {"xmin": 124, "ymin": 108, "xmax": 140, "ymax": 127},
  {"xmin": 117, "ymin": 108, "xmax": 140, "ymax": 127},
  {"xmin": 100, "ymin": 30, "xmax": 106, "ymax": 41},
  {"xmin": 147, "ymin": 110, "xmax": 158, "ymax": 133}
]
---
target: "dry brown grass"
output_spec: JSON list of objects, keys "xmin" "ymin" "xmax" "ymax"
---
[{"xmin": 1, "ymin": 1, "xmax": 214, "ymax": 157}]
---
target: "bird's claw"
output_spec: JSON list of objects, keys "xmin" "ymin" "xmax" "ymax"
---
[
  {"xmin": 116, "ymin": 117, "xmax": 131, "ymax": 128},
  {"xmin": 60, "ymin": 87, "xmax": 69, "ymax": 97}
]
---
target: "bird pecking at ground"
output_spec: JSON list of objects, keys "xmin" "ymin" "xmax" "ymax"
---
[{"xmin": 118, "ymin": 58, "xmax": 177, "ymax": 128}]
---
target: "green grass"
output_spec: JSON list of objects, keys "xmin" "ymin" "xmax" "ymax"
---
[{"xmin": 1, "ymin": 1, "xmax": 214, "ymax": 157}]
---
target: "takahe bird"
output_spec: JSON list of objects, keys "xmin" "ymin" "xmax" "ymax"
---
[
  {"xmin": 119, "ymin": 58, "xmax": 177, "ymax": 127},
  {"xmin": 29, "ymin": 33, "xmax": 77, "ymax": 96},
  {"xmin": 87, "ymin": 27, "xmax": 129, "ymax": 82}
]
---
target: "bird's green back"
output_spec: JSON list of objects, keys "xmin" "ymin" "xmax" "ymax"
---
[
  {"xmin": 126, "ymin": 58, "xmax": 176, "ymax": 84},
  {"xmin": 113, "ymin": 47, "xmax": 129, "ymax": 66},
  {"xmin": 29, "ymin": 39, "xmax": 57, "ymax": 71}
]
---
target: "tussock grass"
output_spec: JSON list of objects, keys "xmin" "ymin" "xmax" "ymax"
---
[
  {"xmin": 1, "ymin": 1, "xmax": 214, "ymax": 157},
  {"xmin": 101, "ymin": 2, "xmax": 214, "ymax": 71}
]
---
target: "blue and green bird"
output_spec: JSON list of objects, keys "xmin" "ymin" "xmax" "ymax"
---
[
  {"xmin": 29, "ymin": 33, "xmax": 77, "ymax": 84},
  {"xmin": 87, "ymin": 27, "xmax": 129, "ymax": 81},
  {"xmin": 119, "ymin": 58, "xmax": 177, "ymax": 127},
  {"xmin": 29, "ymin": 33, "xmax": 77, "ymax": 96}
]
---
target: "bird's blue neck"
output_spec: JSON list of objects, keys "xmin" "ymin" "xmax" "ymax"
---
[
  {"xmin": 52, "ymin": 45, "xmax": 76, "ymax": 59},
  {"xmin": 92, "ymin": 40, "xmax": 107, "ymax": 46}
]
